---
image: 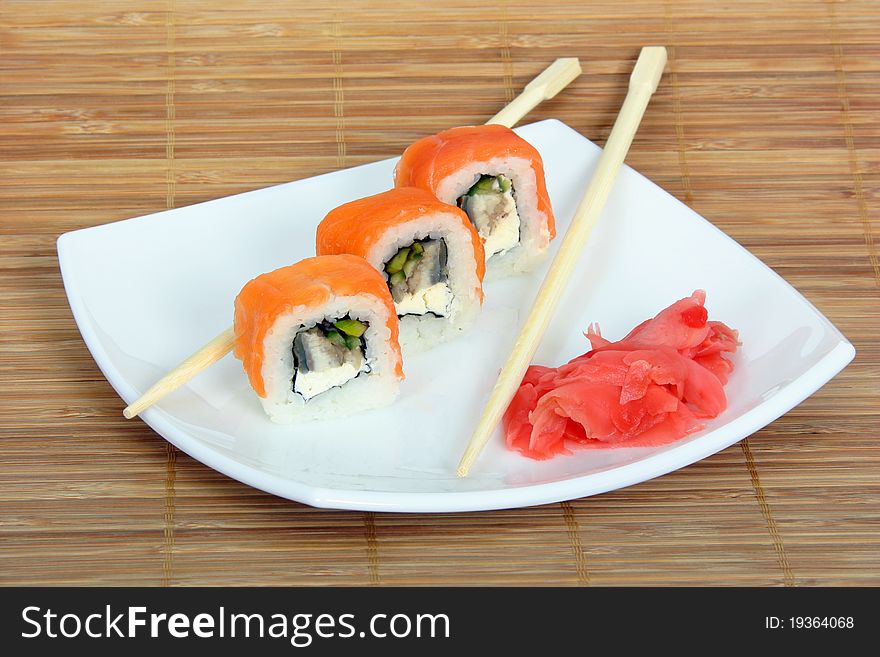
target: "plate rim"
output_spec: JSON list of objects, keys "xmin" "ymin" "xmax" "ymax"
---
[{"xmin": 57, "ymin": 118, "xmax": 856, "ymax": 513}]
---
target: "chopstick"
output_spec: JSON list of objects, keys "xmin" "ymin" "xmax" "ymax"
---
[
  {"xmin": 456, "ymin": 46, "xmax": 667, "ymax": 477},
  {"xmin": 123, "ymin": 327, "xmax": 235, "ymax": 419},
  {"xmin": 123, "ymin": 57, "xmax": 582, "ymax": 420},
  {"xmin": 488, "ymin": 58, "xmax": 581, "ymax": 128}
]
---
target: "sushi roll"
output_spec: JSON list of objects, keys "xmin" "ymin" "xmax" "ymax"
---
[
  {"xmin": 233, "ymin": 254, "xmax": 404, "ymax": 423},
  {"xmin": 316, "ymin": 187, "xmax": 485, "ymax": 352},
  {"xmin": 394, "ymin": 124, "xmax": 556, "ymax": 276}
]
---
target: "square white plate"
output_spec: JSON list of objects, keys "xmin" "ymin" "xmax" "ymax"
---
[{"xmin": 58, "ymin": 119, "xmax": 854, "ymax": 512}]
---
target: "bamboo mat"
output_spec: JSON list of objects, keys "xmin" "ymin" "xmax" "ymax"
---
[{"xmin": 1, "ymin": 0, "xmax": 878, "ymax": 586}]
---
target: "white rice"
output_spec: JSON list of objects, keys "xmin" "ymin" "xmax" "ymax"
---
[
  {"xmin": 258, "ymin": 294, "xmax": 400, "ymax": 423},
  {"xmin": 432, "ymin": 155, "xmax": 553, "ymax": 278},
  {"xmin": 360, "ymin": 211, "xmax": 483, "ymax": 353}
]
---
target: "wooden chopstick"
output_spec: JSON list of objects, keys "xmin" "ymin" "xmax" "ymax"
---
[
  {"xmin": 123, "ymin": 57, "xmax": 582, "ymax": 420},
  {"xmin": 456, "ymin": 46, "xmax": 668, "ymax": 477},
  {"xmin": 122, "ymin": 327, "xmax": 235, "ymax": 419},
  {"xmin": 488, "ymin": 58, "xmax": 581, "ymax": 128}
]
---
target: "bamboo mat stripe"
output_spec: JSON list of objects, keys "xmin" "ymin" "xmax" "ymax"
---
[
  {"xmin": 162, "ymin": 442, "xmax": 176, "ymax": 587},
  {"xmin": 664, "ymin": 37, "xmax": 695, "ymax": 205},
  {"xmin": 500, "ymin": 6, "xmax": 515, "ymax": 103},
  {"xmin": 740, "ymin": 440, "xmax": 795, "ymax": 586},
  {"xmin": 363, "ymin": 512, "xmax": 381, "ymax": 586},
  {"xmin": 560, "ymin": 502, "xmax": 590, "ymax": 586},
  {"xmin": 164, "ymin": 2, "xmax": 176, "ymax": 211},
  {"xmin": 829, "ymin": 4, "xmax": 879, "ymax": 289},
  {"xmin": 1, "ymin": 0, "xmax": 878, "ymax": 586},
  {"xmin": 331, "ymin": 8, "xmax": 346, "ymax": 169}
]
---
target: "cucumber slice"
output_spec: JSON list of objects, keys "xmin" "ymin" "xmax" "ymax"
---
[
  {"xmin": 411, "ymin": 241, "xmax": 424, "ymax": 255},
  {"xmin": 467, "ymin": 174, "xmax": 496, "ymax": 195},
  {"xmin": 498, "ymin": 174, "xmax": 511, "ymax": 193},
  {"xmin": 334, "ymin": 318, "xmax": 367, "ymax": 338},
  {"xmin": 389, "ymin": 271, "xmax": 406, "ymax": 285},
  {"xmin": 385, "ymin": 247, "xmax": 411, "ymax": 274},
  {"xmin": 343, "ymin": 334, "xmax": 359, "ymax": 350},
  {"xmin": 325, "ymin": 329, "xmax": 347, "ymax": 348}
]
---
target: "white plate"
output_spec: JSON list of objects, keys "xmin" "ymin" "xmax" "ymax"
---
[{"xmin": 58, "ymin": 119, "xmax": 855, "ymax": 513}]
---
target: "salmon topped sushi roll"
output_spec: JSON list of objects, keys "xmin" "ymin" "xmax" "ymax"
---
[
  {"xmin": 316, "ymin": 187, "xmax": 485, "ymax": 352},
  {"xmin": 394, "ymin": 124, "xmax": 555, "ymax": 276},
  {"xmin": 233, "ymin": 255, "xmax": 403, "ymax": 423}
]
